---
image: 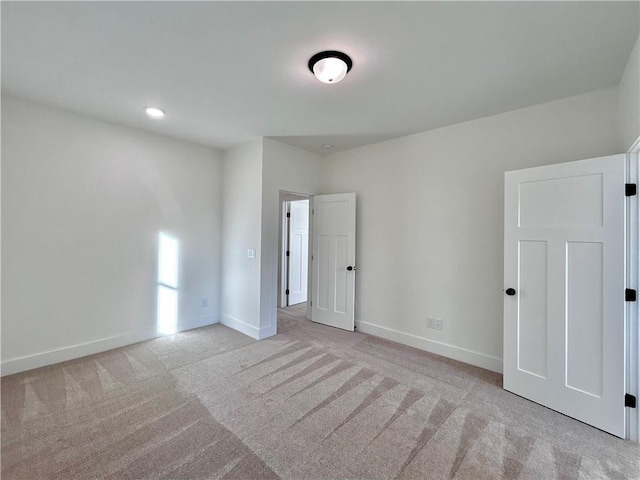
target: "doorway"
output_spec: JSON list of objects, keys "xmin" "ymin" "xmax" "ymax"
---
[{"xmin": 278, "ymin": 192, "xmax": 310, "ymax": 308}]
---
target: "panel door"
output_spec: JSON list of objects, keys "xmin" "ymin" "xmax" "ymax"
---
[
  {"xmin": 504, "ymin": 154, "xmax": 626, "ymax": 437},
  {"xmin": 311, "ymin": 193, "xmax": 356, "ymax": 331},
  {"xmin": 288, "ymin": 200, "xmax": 309, "ymax": 305}
]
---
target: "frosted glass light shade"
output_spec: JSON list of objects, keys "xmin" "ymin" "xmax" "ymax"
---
[
  {"xmin": 313, "ymin": 57, "xmax": 348, "ymax": 84},
  {"xmin": 308, "ymin": 51, "xmax": 352, "ymax": 84}
]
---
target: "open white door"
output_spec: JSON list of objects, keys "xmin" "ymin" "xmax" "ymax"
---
[
  {"xmin": 311, "ymin": 193, "xmax": 356, "ymax": 331},
  {"xmin": 504, "ymin": 154, "xmax": 627, "ymax": 437},
  {"xmin": 287, "ymin": 200, "xmax": 309, "ymax": 305}
]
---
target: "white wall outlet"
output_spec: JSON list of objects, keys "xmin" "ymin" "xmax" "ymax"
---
[
  {"xmin": 247, "ymin": 248, "xmax": 256, "ymax": 259},
  {"xmin": 427, "ymin": 317, "xmax": 443, "ymax": 330},
  {"xmin": 201, "ymin": 297, "xmax": 209, "ymax": 308}
]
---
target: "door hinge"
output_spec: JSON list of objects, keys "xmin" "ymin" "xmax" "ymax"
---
[
  {"xmin": 626, "ymin": 183, "xmax": 637, "ymax": 197},
  {"xmin": 312, "ymin": 209, "xmax": 315, "ymax": 215},
  {"xmin": 310, "ymin": 301, "xmax": 312, "ymax": 306},
  {"xmin": 626, "ymin": 288, "xmax": 637, "ymax": 302},
  {"xmin": 286, "ymin": 212, "xmax": 291, "ymax": 218},
  {"xmin": 286, "ymin": 251, "xmax": 290, "ymax": 257},
  {"xmin": 285, "ymin": 289, "xmax": 289, "ymax": 295},
  {"xmin": 626, "ymin": 393, "xmax": 637, "ymax": 408}
]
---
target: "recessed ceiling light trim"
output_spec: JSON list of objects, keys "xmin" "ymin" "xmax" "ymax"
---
[
  {"xmin": 145, "ymin": 106, "xmax": 166, "ymax": 118},
  {"xmin": 308, "ymin": 51, "xmax": 353, "ymax": 84}
]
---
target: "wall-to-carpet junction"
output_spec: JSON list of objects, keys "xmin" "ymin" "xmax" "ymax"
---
[{"xmin": 2, "ymin": 305, "xmax": 638, "ymax": 479}]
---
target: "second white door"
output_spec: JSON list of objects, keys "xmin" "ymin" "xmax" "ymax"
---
[
  {"xmin": 311, "ymin": 193, "xmax": 356, "ymax": 331},
  {"xmin": 288, "ymin": 199, "xmax": 309, "ymax": 305}
]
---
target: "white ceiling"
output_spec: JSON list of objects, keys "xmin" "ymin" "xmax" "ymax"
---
[{"xmin": 2, "ymin": 2, "xmax": 638, "ymax": 155}]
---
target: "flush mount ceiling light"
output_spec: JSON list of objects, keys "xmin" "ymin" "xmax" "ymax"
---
[
  {"xmin": 145, "ymin": 106, "xmax": 165, "ymax": 119},
  {"xmin": 308, "ymin": 51, "xmax": 352, "ymax": 84}
]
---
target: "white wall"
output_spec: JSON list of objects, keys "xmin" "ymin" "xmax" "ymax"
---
[
  {"xmin": 220, "ymin": 139, "xmax": 264, "ymax": 338},
  {"xmin": 321, "ymin": 88, "xmax": 622, "ymax": 372},
  {"xmin": 2, "ymin": 95, "xmax": 223, "ymax": 375},
  {"xmin": 260, "ymin": 139, "xmax": 322, "ymax": 337},
  {"xmin": 3, "ymin": 83, "xmax": 631, "ymax": 377},
  {"xmin": 619, "ymin": 34, "xmax": 640, "ymax": 151}
]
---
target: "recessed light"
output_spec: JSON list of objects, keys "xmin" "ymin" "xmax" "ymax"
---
[
  {"xmin": 308, "ymin": 51, "xmax": 353, "ymax": 84},
  {"xmin": 145, "ymin": 106, "xmax": 165, "ymax": 119},
  {"xmin": 322, "ymin": 144, "xmax": 334, "ymax": 150}
]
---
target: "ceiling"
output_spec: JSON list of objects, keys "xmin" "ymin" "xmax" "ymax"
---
[{"xmin": 2, "ymin": 2, "xmax": 638, "ymax": 155}]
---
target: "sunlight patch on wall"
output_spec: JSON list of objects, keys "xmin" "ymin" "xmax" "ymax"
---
[
  {"xmin": 158, "ymin": 232, "xmax": 179, "ymax": 288},
  {"xmin": 157, "ymin": 232, "xmax": 179, "ymax": 334}
]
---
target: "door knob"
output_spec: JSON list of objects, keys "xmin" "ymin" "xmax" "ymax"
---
[
  {"xmin": 505, "ymin": 288, "xmax": 516, "ymax": 296},
  {"xmin": 347, "ymin": 266, "xmax": 355, "ymax": 271}
]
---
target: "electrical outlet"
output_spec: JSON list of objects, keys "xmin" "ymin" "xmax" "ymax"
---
[
  {"xmin": 426, "ymin": 316, "xmax": 443, "ymax": 331},
  {"xmin": 201, "ymin": 297, "xmax": 209, "ymax": 308}
]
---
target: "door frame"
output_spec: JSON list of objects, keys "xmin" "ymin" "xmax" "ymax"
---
[
  {"xmin": 278, "ymin": 191, "xmax": 311, "ymax": 309},
  {"xmin": 280, "ymin": 199, "xmax": 290, "ymax": 308},
  {"xmin": 628, "ymin": 136, "xmax": 640, "ymax": 442}
]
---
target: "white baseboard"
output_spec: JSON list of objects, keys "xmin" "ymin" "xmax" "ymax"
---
[
  {"xmin": 180, "ymin": 314, "xmax": 219, "ymax": 332},
  {"xmin": 355, "ymin": 320, "xmax": 503, "ymax": 373},
  {"xmin": 258, "ymin": 323, "xmax": 277, "ymax": 340},
  {"xmin": 1, "ymin": 314, "xmax": 219, "ymax": 377},
  {"xmin": 220, "ymin": 314, "xmax": 261, "ymax": 340},
  {"xmin": 2, "ymin": 315, "xmax": 499, "ymax": 376}
]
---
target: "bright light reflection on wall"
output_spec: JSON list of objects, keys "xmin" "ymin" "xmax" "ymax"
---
[
  {"xmin": 157, "ymin": 232, "xmax": 179, "ymax": 334},
  {"xmin": 158, "ymin": 233, "xmax": 179, "ymax": 288},
  {"xmin": 157, "ymin": 285, "xmax": 178, "ymax": 335}
]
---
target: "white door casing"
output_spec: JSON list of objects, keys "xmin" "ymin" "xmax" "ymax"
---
[
  {"xmin": 311, "ymin": 193, "xmax": 356, "ymax": 331},
  {"xmin": 627, "ymin": 138, "xmax": 640, "ymax": 443},
  {"xmin": 288, "ymin": 200, "xmax": 309, "ymax": 305},
  {"xmin": 504, "ymin": 154, "xmax": 627, "ymax": 437}
]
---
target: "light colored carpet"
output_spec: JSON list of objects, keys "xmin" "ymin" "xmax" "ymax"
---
[{"xmin": 2, "ymin": 304, "xmax": 639, "ymax": 479}]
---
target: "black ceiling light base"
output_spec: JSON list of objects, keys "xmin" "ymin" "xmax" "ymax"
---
[{"xmin": 308, "ymin": 51, "xmax": 353, "ymax": 74}]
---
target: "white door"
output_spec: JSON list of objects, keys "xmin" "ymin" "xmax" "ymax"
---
[
  {"xmin": 504, "ymin": 154, "xmax": 627, "ymax": 437},
  {"xmin": 288, "ymin": 200, "xmax": 309, "ymax": 305},
  {"xmin": 311, "ymin": 193, "xmax": 356, "ymax": 331}
]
